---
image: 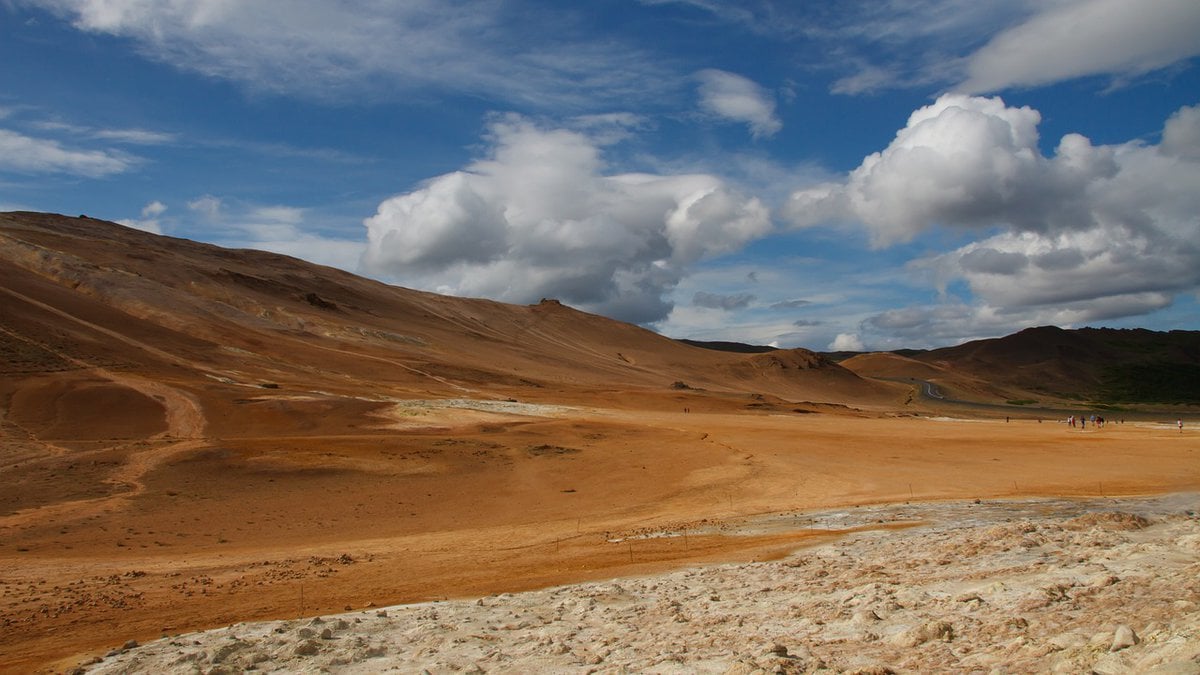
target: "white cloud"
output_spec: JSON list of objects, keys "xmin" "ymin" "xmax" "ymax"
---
[
  {"xmin": 829, "ymin": 333, "xmax": 864, "ymax": 351},
  {"xmin": 786, "ymin": 94, "xmax": 1059, "ymax": 246},
  {"xmin": 117, "ymin": 200, "xmax": 166, "ymax": 234},
  {"xmin": 958, "ymin": 0, "xmax": 1200, "ymax": 93},
  {"xmin": 695, "ymin": 69, "xmax": 782, "ymax": 138},
  {"xmin": 794, "ymin": 95, "xmax": 1200, "ymax": 344},
  {"xmin": 187, "ymin": 194, "xmax": 223, "ymax": 220},
  {"xmin": 1162, "ymin": 104, "xmax": 1200, "ymax": 160},
  {"xmin": 141, "ymin": 200, "xmax": 166, "ymax": 218},
  {"xmin": 183, "ymin": 196, "xmax": 366, "ymax": 271},
  {"xmin": 93, "ymin": 128, "xmax": 176, "ymax": 145},
  {"xmin": 0, "ymin": 128, "xmax": 134, "ymax": 177},
  {"xmin": 23, "ymin": 0, "xmax": 674, "ymax": 108},
  {"xmin": 363, "ymin": 115, "xmax": 770, "ymax": 324},
  {"xmin": 31, "ymin": 120, "xmax": 176, "ymax": 145},
  {"xmin": 830, "ymin": 64, "xmax": 899, "ymax": 96}
]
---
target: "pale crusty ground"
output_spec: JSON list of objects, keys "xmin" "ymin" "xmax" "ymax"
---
[{"xmin": 83, "ymin": 493, "xmax": 1200, "ymax": 674}]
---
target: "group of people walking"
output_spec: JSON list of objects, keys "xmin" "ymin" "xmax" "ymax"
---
[
  {"xmin": 1064, "ymin": 415, "xmax": 1185, "ymax": 432},
  {"xmin": 1067, "ymin": 414, "xmax": 1107, "ymax": 429}
]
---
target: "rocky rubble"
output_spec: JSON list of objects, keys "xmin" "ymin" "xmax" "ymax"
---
[{"xmin": 84, "ymin": 495, "xmax": 1200, "ymax": 674}]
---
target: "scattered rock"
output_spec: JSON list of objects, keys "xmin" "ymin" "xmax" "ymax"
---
[
  {"xmin": 852, "ymin": 610, "xmax": 882, "ymax": 624},
  {"xmin": 1066, "ymin": 512, "xmax": 1150, "ymax": 531},
  {"xmin": 901, "ymin": 620, "xmax": 955, "ymax": 646},
  {"xmin": 76, "ymin": 496, "xmax": 1198, "ymax": 675},
  {"xmin": 1110, "ymin": 625, "xmax": 1139, "ymax": 651}
]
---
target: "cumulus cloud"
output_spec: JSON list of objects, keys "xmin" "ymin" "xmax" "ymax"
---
[
  {"xmin": 695, "ymin": 69, "xmax": 782, "ymax": 138},
  {"xmin": 958, "ymin": 0, "xmax": 1200, "ymax": 94},
  {"xmin": 787, "ymin": 94, "xmax": 1066, "ymax": 246},
  {"xmin": 1162, "ymin": 104, "xmax": 1200, "ymax": 160},
  {"xmin": 693, "ymin": 291, "xmax": 755, "ymax": 310},
  {"xmin": 829, "ymin": 333, "xmax": 864, "ymax": 351},
  {"xmin": 117, "ymin": 200, "xmax": 166, "ymax": 234},
  {"xmin": 0, "ymin": 128, "xmax": 134, "ymax": 177},
  {"xmin": 795, "ymin": 94, "xmax": 1200, "ymax": 344},
  {"xmin": 363, "ymin": 115, "xmax": 770, "ymax": 324}
]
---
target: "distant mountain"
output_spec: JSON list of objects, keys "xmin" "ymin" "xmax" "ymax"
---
[
  {"xmin": 844, "ymin": 326, "xmax": 1200, "ymax": 404},
  {"xmin": 676, "ymin": 339, "xmax": 777, "ymax": 354}
]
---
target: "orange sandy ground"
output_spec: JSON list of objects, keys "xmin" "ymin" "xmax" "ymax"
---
[{"xmin": 2, "ymin": 399, "xmax": 1197, "ymax": 674}]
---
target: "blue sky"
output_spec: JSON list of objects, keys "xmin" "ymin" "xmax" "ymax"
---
[{"xmin": 2, "ymin": 0, "xmax": 1199, "ymax": 351}]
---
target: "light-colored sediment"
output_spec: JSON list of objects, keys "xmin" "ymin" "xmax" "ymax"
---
[{"xmin": 83, "ymin": 494, "xmax": 1200, "ymax": 674}]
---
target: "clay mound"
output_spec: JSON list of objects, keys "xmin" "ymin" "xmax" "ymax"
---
[
  {"xmin": 841, "ymin": 352, "xmax": 946, "ymax": 380},
  {"xmin": 6, "ymin": 374, "xmax": 167, "ymax": 441},
  {"xmin": 712, "ymin": 349, "xmax": 900, "ymax": 406}
]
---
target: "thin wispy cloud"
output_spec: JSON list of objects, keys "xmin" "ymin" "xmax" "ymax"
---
[
  {"xmin": 693, "ymin": 290, "xmax": 756, "ymax": 310},
  {"xmin": 0, "ymin": 128, "xmax": 135, "ymax": 176},
  {"xmin": 21, "ymin": 0, "xmax": 678, "ymax": 109},
  {"xmin": 695, "ymin": 69, "xmax": 781, "ymax": 139},
  {"xmin": 958, "ymin": 0, "xmax": 1200, "ymax": 94}
]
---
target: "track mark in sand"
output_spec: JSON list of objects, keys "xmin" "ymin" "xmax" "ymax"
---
[
  {"xmin": 0, "ymin": 380, "xmax": 207, "ymax": 528},
  {"xmin": 0, "ymin": 288, "xmax": 210, "ymax": 528},
  {"xmin": 307, "ymin": 342, "xmax": 476, "ymax": 394}
]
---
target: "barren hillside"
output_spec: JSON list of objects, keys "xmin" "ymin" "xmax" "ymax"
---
[
  {"xmin": 1, "ymin": 212, "xmax": 1196, "ymax": 673},
  {"xmin": 0, "ymin": 212, "xmax": 895, "ymax": 409}
]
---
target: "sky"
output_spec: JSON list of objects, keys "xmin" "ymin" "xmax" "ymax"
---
[{"xmin": 2, "ymin": 0, "xmax": 1199, "ymax": 351}]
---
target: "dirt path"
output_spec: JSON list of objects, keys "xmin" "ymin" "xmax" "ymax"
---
[{"xmin": 0, "ymin": 288, "xmax": 209, "ymax": 527}]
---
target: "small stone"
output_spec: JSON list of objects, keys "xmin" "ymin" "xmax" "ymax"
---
[
  {"xmin": 294, "ymin": 640, "xmax": 320, "ymax": 656},
  {"xmin": 320, "ymin": 628, "xmax": 333, "ymax": 640},
  {"xmin": 767, "ymin": 643, "xmax": 789, "ymax": 657},
  {"xmin": 897, "ymin": 620, "xmax": 955, "ymax": 646},
  {"xmin": 1110, "ymin": 624, "xmax": 1138, "ymax": 651},
  {"xmin": 722, "ymin": 659, "xmax": 763, "ymax": 675},
  {"xmin": 123, "ymin": 639, "xmax": 139, "ymax": 650},
  {"xmin": 852, "ymin": 610, "xmax": 882, "ymax": 624}
]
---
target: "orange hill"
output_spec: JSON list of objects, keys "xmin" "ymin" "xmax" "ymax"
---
[{"xmin": 0, "ymin": 211, "xmax": 897, "ymax": 413}]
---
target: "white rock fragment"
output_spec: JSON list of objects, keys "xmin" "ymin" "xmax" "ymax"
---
[{"xmin": 1111, "ymin": 624, "xmax": 1139, "ymax": 652}]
